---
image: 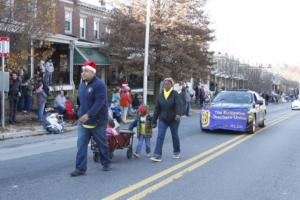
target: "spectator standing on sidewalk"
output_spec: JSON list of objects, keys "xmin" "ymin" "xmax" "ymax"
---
[
  {"xmin": 194, "ymin": 83, "xmax": 199, "ymax": 104},
  {"xmin": 180, "ymin": 87, "xmax": 187, "ymax": 117},
  {"xmin": 39, "ymin": 60, "xmax": 46, "ymax": 76},
  {"xmin": 36, "ymin": 80, "xmax": 48, "ymax": 122},
  {"xmin": 17, "ymin": 74, "xmax": 26, "ymax": 112},
  {"xmin": 132, "ymin": 93, "xmax": 141, "ymax": 111},
  {"xmin": 185, "ymin": 86, "xmax": 192, "ymax": 116},
  {"xmin": 111, "ymin": 87, "xmax": 120, "ymax": 104},
  {"xmin": 23, "ymin": 75, "xmax": 34, "ymax": 113},
  {"xmin": 71, "ymin": 61, "xmax": 111, "ymax": 177},
  {"xmin": 120, "ymin": 89, "xmax": 131, "ymax": 123},
  {"xmin": 150, "ymin": 77, "xmax": 182, "ymax": 162},
  {"xmin": 8, "ymin": 73, "xmax": 21, "ymax": 124},
  {"xmin": 45, "ymin": 59, "xmax": 54, "ymax": 85},
  {"xmin": 199, "ymin": 85, "xmax": 206, "ymax": 107}
]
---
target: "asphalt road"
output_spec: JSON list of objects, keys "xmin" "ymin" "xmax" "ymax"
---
[{"xmin": 0, "ymin": 103, "xmax": 299, "ymax": 200}]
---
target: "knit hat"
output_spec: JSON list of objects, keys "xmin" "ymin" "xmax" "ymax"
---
[
  {"xmin": 122, "ymin": 81, "xmax": 129, "ymax": 87},
  {"xmin": 139, "ymin": 105, "xmax": 148, "ymax": 115},
  {"xmin": 82, "ymin": 61, "xmax": 97, "ymax": 73}
]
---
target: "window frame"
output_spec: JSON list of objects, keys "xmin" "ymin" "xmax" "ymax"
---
[
  {"xmin": 64, "ymin": 7, "xmax": 73, "ymax": 34},
  {"xmin": 93, "ymin": 19, "xmax": 100, "ymax": 40},
  {"xmin": 80, "ymin": 16, "xmax": 87, "ymax": 39}
]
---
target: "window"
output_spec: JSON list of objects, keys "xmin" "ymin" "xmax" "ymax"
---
[
  {"xmin": 6, "ymin": 0, "xmax": 14, "ymax": 19},
  {"xmin": 80, "ymin": 17, "xmax": 86, "ymax": 39},
  {"xmin": 105, "ymin": 26, "xmax": 111, "ymax": 34},
  {"xmin": 64, "ymin": 9, "xmax": 72, "ymax": 33},
  {"xmin": 33, "ymin": 0, "xmax": 38, "ymax": 18},
  {"xmin": 94, "ymin": 20, "xmax": 100, "ymax": 39},
  {"xmin": 100, "ymin": 0, "xmax": 106, "ymax": 6}
]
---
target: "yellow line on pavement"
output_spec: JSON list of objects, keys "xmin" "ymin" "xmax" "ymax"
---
[
  {"xmin": 127, "ymin": 112, "xmax": 299, "ymax": 200},
  {"xmin": 102, "ymin": 112, "xmax": 298, "ymax": 200},
  {"xmin": 102, "ymin": 134, "xmax": 246, "ymax": 200}
]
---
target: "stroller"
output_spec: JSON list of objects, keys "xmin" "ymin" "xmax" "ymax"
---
[
  {"xmin": 42, "ymin": 109, "xmax": 64, "ymax": 134},
  {"xmin": 91, "ymin": 129, "xmax": 135, "ymax": 162}
]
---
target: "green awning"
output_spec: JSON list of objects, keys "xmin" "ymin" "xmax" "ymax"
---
[{"xmin": 74, "ymin": 47, "xmax": 110, "ymax": 65}]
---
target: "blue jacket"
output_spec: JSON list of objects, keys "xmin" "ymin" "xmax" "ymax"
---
[{"xmin": 77, "ymin": 76, "xmax": 108, "ymax": 127}]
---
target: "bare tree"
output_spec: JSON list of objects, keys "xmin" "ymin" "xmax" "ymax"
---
[
  {"xmin": 0, "ymin": 0, "xmax": 56, "ymax": 72},
  {"xmin": 105, "ymin": 0, "xmax": 214, "ymax": 96}
]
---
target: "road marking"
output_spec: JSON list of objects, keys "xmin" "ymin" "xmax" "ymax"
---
[
  {"xmin": 126, "ymin": 112, "xmax": 299, "ymax": 200},
  {"xmin": 102, "ymin": 112, "xmax": 298, "ymax": 200},
  {"xmin": 102, "ymin": 134, "xmax": 247, "ymax": 200}
]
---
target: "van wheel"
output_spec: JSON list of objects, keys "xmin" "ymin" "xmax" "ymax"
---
[{"xmin": 249, "ymin": 117, "xmax": 256, "ymax": 134}]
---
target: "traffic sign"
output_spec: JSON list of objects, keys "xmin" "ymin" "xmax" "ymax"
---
[{"xmin": 0, "ymin": 37, "xmax": 10, "ymax": 57}]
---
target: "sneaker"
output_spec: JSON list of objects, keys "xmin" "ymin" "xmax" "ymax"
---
[
  {"xmin": 146, "ymin": 153, "xmax": 151, "ymax": 157},
  {"xmin": 173, "ymin": 153, "xmax": 181, "ymax": 159},
  {"xmin": 102, "ymin": 164, "xmax": 112, "ymax": 171},
  {"xmin": 133, "ymin": 152, "xmax": 141, "ymax": 158},
  {"xmin": 150, "ymin": 156, "xmax": 162, "ymax": 162},
  {"xmin": 70, "ymin": 170, "xmax": 85, "ymax": 177}
]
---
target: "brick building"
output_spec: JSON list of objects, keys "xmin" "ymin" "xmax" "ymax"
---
[{"xmin": 33, "ymin": 0, "xmax": 111, "ymax": 91}]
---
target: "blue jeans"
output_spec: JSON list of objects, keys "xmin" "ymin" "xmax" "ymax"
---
[
  {"xmin": 37, "ymin": 102, "xmax": 46, "ymax": 121},
  {"xmin": 24, "ymin": 95, "xmax": 32, "ymax": 112},
  {"xmin": 153, "ymin": 120, "xmax": 180, "ymax": 158},
  {"xmin": 186, "ymin": 102, "xmax": 191, "ymax": 116},
  {"xmin": 54, "ymin": 105, "xmax": 66, "ymax": 115},
  {"xmin": 45, "ymin": 72, "xmax": 53, "ymax": 85},
  {"xmin": 76, "ymin": 124, "xmax": 111, "ymax": 172},
  {"xmin": 136, "ymin": 135, "xmax": 151, "ymax": 154}
]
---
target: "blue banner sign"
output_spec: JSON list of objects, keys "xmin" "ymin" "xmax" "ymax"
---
[{"xmin": 201, "ymin": 107, "xmax": 249, "ymax": 131}]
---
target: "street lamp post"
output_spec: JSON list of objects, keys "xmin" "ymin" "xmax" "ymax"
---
[{"xmin": 143, "ymin": 0, "xmax": 151, "ymax": 105}]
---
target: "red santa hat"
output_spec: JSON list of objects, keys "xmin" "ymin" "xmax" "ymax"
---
[
  {"xmin": 138, "ymin": 105, "xmax": 148, "ymax": 115},
  {"xmin": 122, "ymin": 81, "xmax": 129, "ymax": 87},
  {"xmin": 82, "ymin": 61, "xmax": 97, "ymax": 73}
]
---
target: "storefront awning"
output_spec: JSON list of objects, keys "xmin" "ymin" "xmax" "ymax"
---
[{"xmin": 74, "ymin": 47, "xmax": 110, "ymax": 66}]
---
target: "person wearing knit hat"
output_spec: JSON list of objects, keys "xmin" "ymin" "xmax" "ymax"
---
[
  {"xmin": 128, "ymin": 105, "xmax": 153, "ymax": 158},
  {"xmin": 71, "ymin": 61, "xmax": 112, "ymax": 177},
  {"xmin": 81, "ymin": 61, "xmax": 97, "ymax": 82}
]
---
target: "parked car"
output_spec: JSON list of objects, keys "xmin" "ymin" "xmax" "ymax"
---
[
  {"xmin": 200, "ymin": 90, "xmax": 267, "ymax": 134},
  {"xmin": 291, "ymin": 97, "xmax": 300, "ymax": 110}
]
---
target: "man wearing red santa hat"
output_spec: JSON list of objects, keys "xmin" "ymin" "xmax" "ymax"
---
[{"xmin": 71, "ymin": 61, "xmax": 112, "ymax": 177}]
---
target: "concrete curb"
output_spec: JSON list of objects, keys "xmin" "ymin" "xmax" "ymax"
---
[
  {"xmin": 0, "ymin": 109, "xmax": 203, "ymax": 141},
  {"xmin": 0, "ymin": 126, "xmax": 77, "ymax": 141}
]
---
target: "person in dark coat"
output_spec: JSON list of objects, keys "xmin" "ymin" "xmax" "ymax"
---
[
  {"xmin": 180, "ymin": 87, "xmax": 187, "ymax": 116},
  {"xmin": 199, "ymin": 86, "xmax": 206, "ymax": 107},
  {"xmin": 151, "ymin": 77, "xmax": 182, "ymax": 162},
  {"xmin": 70, "ymin": 61, "xmax": 111, "ymax": 177},
  {"xmin": 194, "ymin": 84, "xmax": 199, "ymax": 104},
  {"xmin": 8, "ymin": 73, "xmax": 21, "ymax": 124},
  {"xmin": 132, "ymin": 93, "xmax": 141, "ymax": 110}
]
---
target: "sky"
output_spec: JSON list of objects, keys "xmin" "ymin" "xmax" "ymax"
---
[
  {"xmin": 83, "ymin": 0, "xmax": 300, "ymax": 67},
  {"xmin": 205, "ymin": 0, "xmax": 300, "ymax": 67}
]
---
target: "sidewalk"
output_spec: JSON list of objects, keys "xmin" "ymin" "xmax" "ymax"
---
[
  {"xmin": 0, "ymin": 108, "xmax": 202, "ymax": 141},
  {"xmin": 0, "ymin": 112, "xmax": 77, "ymax": 141}
]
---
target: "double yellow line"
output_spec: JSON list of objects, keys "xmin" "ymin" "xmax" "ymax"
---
[{"xmin": 103, "ymin": 112, "xmax": 298, "ymax": 200}]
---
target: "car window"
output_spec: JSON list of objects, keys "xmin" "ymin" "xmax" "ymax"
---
[
  {"xmin": 213, "ymin": 91, "xmax": 252, "ymax": 104},
  {"xmin": 253, "ymin": 94, "xmax": 258, "ymax": 102}
]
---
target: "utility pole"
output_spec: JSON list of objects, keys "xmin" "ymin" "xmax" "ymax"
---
[{"xmin": 143, "ymin": 0, "xmax": 151, "ymax": 105}]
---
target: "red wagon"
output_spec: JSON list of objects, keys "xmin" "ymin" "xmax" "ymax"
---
[{"xmin": 91, "ymin": 129, "xmax": 135, "ymax": 162}]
